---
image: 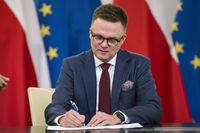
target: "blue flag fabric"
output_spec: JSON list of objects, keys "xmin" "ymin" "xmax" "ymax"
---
[
  {"xmin": 35, "ymin": 0, "xmax": 101, "ymax": 87},
  {"xmin": 172, "ymin": 0, "xmax": 200, "ymax": 122}
]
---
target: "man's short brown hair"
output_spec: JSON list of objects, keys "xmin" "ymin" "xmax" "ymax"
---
[{"xmin": 92, "ymin": 4, "xmax": 128, "ymax": 30}]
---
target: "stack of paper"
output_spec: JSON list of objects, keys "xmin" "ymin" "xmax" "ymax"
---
[{"xmin": 47, "ymin": 123, "xmax": 142, "ymax": 130}]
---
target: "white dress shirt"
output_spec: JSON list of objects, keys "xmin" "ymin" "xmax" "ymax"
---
[
  {"xmin": 93, "ymin": 54, "xmax": 129, "ymax": 124},
  {"xmin": 93, "ymin": 54, "xmax": 117, "ymax": 112}
]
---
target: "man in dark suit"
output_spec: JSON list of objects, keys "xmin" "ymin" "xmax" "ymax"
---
[{"xmin": 45, "ymin": 4, "xmax": 162, "ymax": 127}]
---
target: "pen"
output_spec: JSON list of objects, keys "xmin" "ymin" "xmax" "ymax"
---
[{"xmin": 70, "ymin": 100, "xmax": 86, "ymax": 127}]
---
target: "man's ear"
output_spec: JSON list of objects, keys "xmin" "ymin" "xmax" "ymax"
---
[
  {"xmin": 121, "ymin": 34, "xmax": 127, "ymax": 45},
  {"xmin": 89, "ymin": 29, "xmax": 92, "ymax": 39}
]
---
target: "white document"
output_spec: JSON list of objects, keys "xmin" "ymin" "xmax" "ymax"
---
[{"xmin": 47, "ymin": 123, "xmax": 142, "ymax": 130}]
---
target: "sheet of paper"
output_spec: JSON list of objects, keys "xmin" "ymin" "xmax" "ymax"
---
[{"xmin": 47, "ymin": 123, "xmax": 142, "ymax": 130}]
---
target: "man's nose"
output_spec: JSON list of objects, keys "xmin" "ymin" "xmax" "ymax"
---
[{"xmin": 100, "ymin": 39, "xmax": 109, "ymax": 47}]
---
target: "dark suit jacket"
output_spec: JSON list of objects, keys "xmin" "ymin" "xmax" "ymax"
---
[{"xmin": 45, "ymin": 49, "xmax": 162, "ymax": 125}]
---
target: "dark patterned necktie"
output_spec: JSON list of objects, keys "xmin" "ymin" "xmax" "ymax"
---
[{"xmin": 99, "ymin": 63, "xmax": 111, "ymax": 114}]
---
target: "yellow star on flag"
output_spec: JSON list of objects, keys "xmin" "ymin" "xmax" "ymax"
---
[
  {"xmin": 177, "ymin": 1, "xmax": 183, "ymax": 11},
  {"xmin": 171, "ymin": 22, "xmax": 179, "ymax": 32},
  {"xmin": 175, "ymin": 41, "xmax": 184, "ymax": 54},
  {"xmin": 47, "ymin": 46, "xmax": 58, "ymax": 60},
  {"xmin": 39, "ymin": 3, "xmax": 52, "ymax": 17},
  {"xmin": 190, "ymin": 55, "xmax": 200, "ymax": 69},
  {"xmin": 40, "ymin": 24, "xmax": 51, "ymax": 37}
]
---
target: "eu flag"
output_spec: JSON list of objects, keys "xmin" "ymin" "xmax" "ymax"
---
[
  {"xmin": 172, "ymin": 0, "xmax": 200, "ymax": 122},
  {"xmin": 35, "ymin": 0, "xmax": 101, "ymax": 87}
]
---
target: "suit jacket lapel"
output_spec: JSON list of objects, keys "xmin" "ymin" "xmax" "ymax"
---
[
  {"xmin": 111, "ymin": 50, "xmax": 131, "ymax": 112},
  {"xmin": 80, "ymin": 50, "xmax": 97, "ymax": 117}
]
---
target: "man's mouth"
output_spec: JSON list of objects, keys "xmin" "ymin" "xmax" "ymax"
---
[{"xmin": 99, "ymin": 49, "xmax": 108, "ymax": 53}]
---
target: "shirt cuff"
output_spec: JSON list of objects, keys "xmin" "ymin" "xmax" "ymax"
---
[
  {"xmin": 114, "ymin": 110, "xmax": 130, "ymax": 124},
  {"xmin": 54, "ymin": 114, "xmax": 65, "ymax": 126}
]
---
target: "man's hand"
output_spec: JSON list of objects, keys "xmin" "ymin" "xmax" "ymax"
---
[
  {"xmin": 87, "ymin": 111, "xmax": 121, "ymax": 127},
  {"xmin": 58, "ymin": 109, "xmax": 85, "ymax": 127},
  {"xmin": 0, "ymin": 74, "xmax": 9, "ymax": 91}
]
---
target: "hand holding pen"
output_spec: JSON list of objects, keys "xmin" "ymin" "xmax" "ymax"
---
[
  {"xmin": 70, "ymin": 100, "xmax": 86, "ymax": 126},
  {"xmin": 58, "ymin": 100, "xmax": 85, "ymax": 127}
]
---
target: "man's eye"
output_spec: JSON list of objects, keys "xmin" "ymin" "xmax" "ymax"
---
[
  {"xmin": 94, "ymin": 35, "xmax": 103, "ymax": 40},
  {"xmin": 108, "ymin": 38, "xmax": 118, "ymax": 44}
]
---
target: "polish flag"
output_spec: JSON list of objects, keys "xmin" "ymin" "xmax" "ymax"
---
[
  {"xmin": 114, "ymin": 0, "xmax": 192, "ymax": 122},
  {"xmin": 0, "ymin": 0, "xmax": 50, "ymax": 126}
]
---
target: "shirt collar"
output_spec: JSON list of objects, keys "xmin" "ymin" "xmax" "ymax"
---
[{"xmin": 94, "ymin": 54, "xmax": 117, "ymax": 67}]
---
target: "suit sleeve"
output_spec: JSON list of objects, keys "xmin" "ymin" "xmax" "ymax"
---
[{"xmin": 45, "ymin": 59, "xmax": 74, "ymax": 125}]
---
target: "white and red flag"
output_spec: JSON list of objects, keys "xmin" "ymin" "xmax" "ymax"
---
[
  {"xmin": 0, "ymin": 0, "xmax": 50, "ymax": 126},
  {"xmin": 114, "ymin": 0, "xmax": 192, "ymax": 122}
]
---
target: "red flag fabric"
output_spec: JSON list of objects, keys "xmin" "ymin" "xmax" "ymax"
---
[
  {"xmin": 114, "ymin": 0, "xmax": 192, "ymax": 122},
  {"xmin": 0, "ymin": 0, "xmax": 50, "ymax": 126}
]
